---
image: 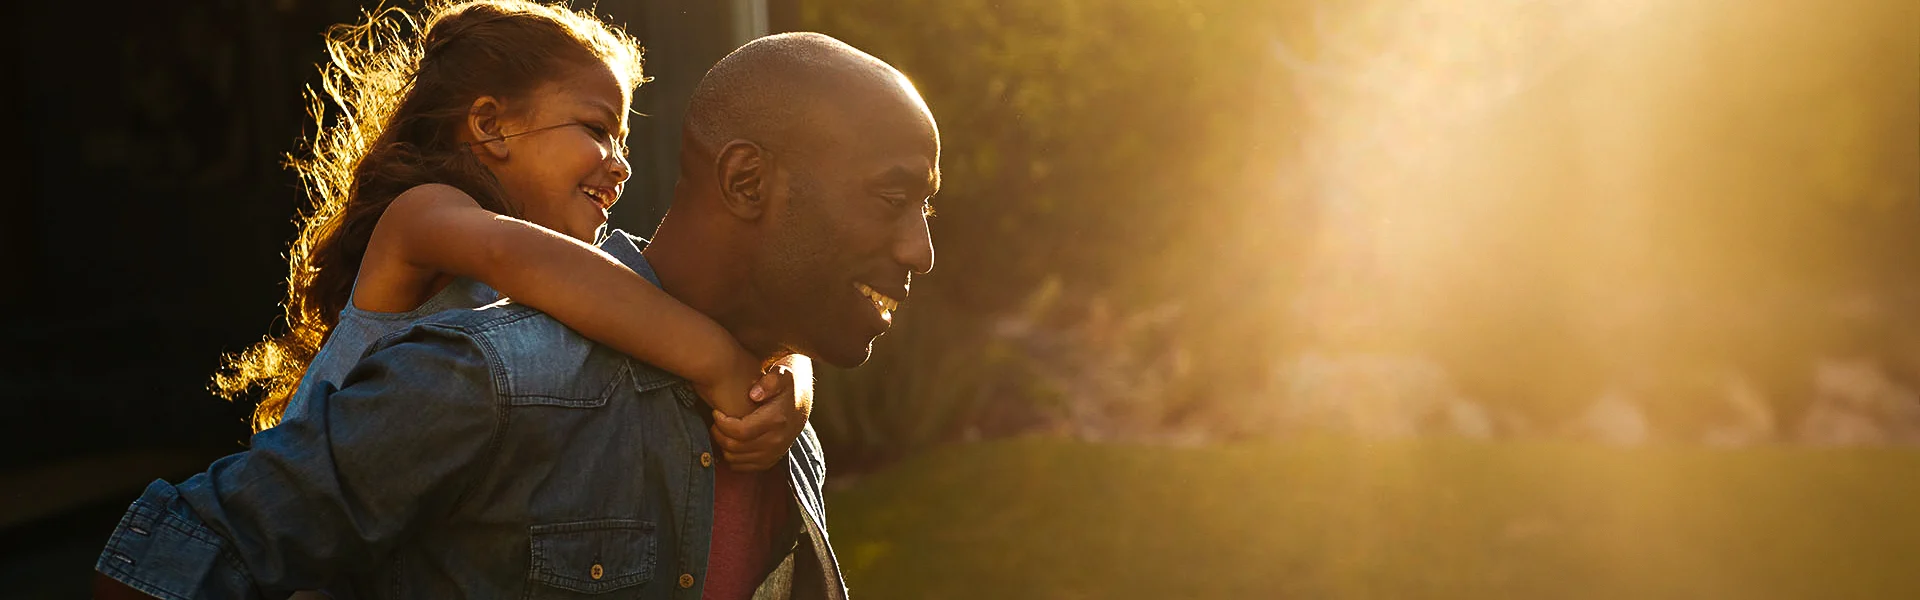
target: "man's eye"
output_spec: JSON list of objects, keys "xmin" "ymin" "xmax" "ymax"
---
[{"xmin": 582, "ymin": 123, "xmax": 611, "ymax": 139}]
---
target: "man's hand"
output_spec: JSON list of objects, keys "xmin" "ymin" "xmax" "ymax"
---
[{"xmin": 709, "ymin": 357, "xmax": 812, "ymax": 471}]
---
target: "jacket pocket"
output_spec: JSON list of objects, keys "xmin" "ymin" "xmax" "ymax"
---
[{"xmin": 528, "ymin": 519, "xmax": 657, "ymax": 595}]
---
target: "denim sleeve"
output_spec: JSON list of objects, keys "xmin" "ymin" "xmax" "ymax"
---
[{"xmin": 95, "ymin": 324, "xmax": 502, "ymax": 599}]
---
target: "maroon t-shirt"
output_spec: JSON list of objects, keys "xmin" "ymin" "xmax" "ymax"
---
[{"xmin": 702, "ymin": 454, "xmax": 794, "ymax": 600}]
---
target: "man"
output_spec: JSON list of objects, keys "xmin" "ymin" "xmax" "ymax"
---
[{"xmin": 93, "ymin": 32, "xmax": 938, "ymax": 599}]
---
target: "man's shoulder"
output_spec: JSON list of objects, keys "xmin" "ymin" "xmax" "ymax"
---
[
  {"xmin": 379, "ymin": 303, "xmax": 681, "ymax": 404},
  {"xmin": 404, "ymin": 300, "xmax": 555, "ymax": 339}
]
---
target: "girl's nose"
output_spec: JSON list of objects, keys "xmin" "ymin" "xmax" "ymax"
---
[{"xmin": 609, "ymin": 150, "xmax": 631, "ymax": 185}]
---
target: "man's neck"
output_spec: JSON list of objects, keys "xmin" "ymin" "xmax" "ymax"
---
[{"xmin": 643, "ymin": 216, "xmax": 785, "ymax": 362}]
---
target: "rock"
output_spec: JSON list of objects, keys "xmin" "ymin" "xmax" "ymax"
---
[
  {"xmin": 1578, "ymin": 391, "xmax": 1649, "ymax": 447},
  {"xmin": 1795, "ymin": 358, "xmax": 1920, "ymax": 446},
  {"xmin": 1445, "ymin": 400, "xmax": 1495, "ymax": 440},
  {"xmin": 1270, "ymin": 352, "xmax": 1482, "ymax": 439}
]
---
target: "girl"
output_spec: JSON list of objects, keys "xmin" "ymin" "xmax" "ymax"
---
[{"xmin": 213, "ymin": 0, "xmax": 806, "ymax": 472}]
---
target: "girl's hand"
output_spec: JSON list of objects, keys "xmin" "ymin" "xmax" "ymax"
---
[
  {"xmin": 691, "ymin": 351, "xmax": 763, "ymax": 419},
  {"xmin": 709, "ymin": 357, "xmax": 813, "ymax": 472}
]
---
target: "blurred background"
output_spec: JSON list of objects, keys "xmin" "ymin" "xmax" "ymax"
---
[{"xmin": 2, "ymin": 0, "xmax": 1916, "ymax": 597}]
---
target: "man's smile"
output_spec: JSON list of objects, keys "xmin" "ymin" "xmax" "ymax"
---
[{"xmin": 854, "ymin": 282, "xmax": 901, "ymax": 323}]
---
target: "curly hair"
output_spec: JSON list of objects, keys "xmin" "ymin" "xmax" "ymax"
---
[{"xmin": 213, "ymin": 0, "xmax": 645, "ymax": 431}]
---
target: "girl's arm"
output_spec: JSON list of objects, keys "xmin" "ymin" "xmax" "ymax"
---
[{"xmin": 361, "ymin": 183, "xmax": 758, "ymax": 417}]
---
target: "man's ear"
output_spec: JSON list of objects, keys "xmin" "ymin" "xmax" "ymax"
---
[
  {"xmin": 468, "ymin": 96, "xmax": 510, "ymax": 160},
  {"xmin": 715, "ymin": 139, "xmax": 769, "ymax": 220}
]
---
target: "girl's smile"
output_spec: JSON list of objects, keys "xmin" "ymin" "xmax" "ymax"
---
[{"xmin": 471, "ymin": 65, "xmax": 633, "ymax": 243}]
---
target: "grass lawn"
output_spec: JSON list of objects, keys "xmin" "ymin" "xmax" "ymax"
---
[{"xmin": 826, "ymin": 437, "xmax": 1920, "ymax": 599}]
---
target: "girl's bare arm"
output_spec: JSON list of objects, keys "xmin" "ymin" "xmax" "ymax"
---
[{"xmin": 361, "ymin": 183, "xmax": 759, "ymax": 417}]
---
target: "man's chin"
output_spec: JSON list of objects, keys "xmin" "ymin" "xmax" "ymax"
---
[{"xmin": 816, "ymin": 337, "xmax": 877, "ymax": 369}]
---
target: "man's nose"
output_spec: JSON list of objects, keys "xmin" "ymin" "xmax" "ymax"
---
[{"xmin": 895, "ymin": 213, "xmax": 935, "ymax": 275}]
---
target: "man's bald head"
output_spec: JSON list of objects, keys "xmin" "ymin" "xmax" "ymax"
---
[
  {"xmin": 651, "ymin": 32, "xmax": 939, "ymax": 368},
  {"xmin": 682, "ymin": 32, "xmax": 936, "ymax": 158}
]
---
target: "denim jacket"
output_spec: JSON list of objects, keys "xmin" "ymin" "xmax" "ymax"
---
[{"xmin": 96, "ymin": 231, "xmax": 847, "ymax": 600}]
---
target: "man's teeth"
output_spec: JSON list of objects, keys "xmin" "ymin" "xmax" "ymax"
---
[{"xmin": 854, "ymin": 283, "xmax": 899, "ymax": 315}]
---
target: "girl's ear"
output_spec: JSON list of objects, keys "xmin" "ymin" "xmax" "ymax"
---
[{"xmin": 468, "ymin": 96, "xmax": 510, "ymax": 160}]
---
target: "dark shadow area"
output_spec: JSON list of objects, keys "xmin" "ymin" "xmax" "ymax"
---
[{"xmin": 1, "ymin": 1, "xmax": 793, "ymax": 595}]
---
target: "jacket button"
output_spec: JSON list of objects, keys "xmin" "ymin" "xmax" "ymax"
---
[
  {"xmin": 678, "ymin": 573, "xmax": 695, "ymax": 588},
  {"xmin": 699, "ymin": 452, "xmax": 713, "ymax": 468},
  {"xmin": 590, "ymin": 563, "xmax": 604, "ymax": 580}
]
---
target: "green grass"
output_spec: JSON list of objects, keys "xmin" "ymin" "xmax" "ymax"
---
[{"xmin": 825, "ymin": 437, "xmax": 1920, "ymax": 599}]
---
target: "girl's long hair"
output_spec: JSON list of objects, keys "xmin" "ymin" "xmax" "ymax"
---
[{"xmin": 213, "ymin": 0, "xmax": 644, "ymax": 431}]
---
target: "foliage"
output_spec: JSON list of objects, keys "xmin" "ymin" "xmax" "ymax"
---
[
  {"xmin": 802, "ymin": 0, "xmax": 1302, "ymax": 312},
  {"xmin": 808, "ymin": 303, "xmax": 1000, "ymax": 467},
  {"xmin": 800, "ymin": 0, "xmax": 1920, "ymax": 460},
  {"xmin": 800, "ymin": 0, "xmax": 1309, "ymax": 461}
]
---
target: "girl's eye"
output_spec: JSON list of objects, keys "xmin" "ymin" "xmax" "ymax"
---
[{"xmin": 580, "ymin": 123, "xmax": 626, "ymax": 156}]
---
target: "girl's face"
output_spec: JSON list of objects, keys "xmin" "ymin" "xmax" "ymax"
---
[{"xmin": 473, "ymin": 63, "xmax": 632, "ymax": 243}]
